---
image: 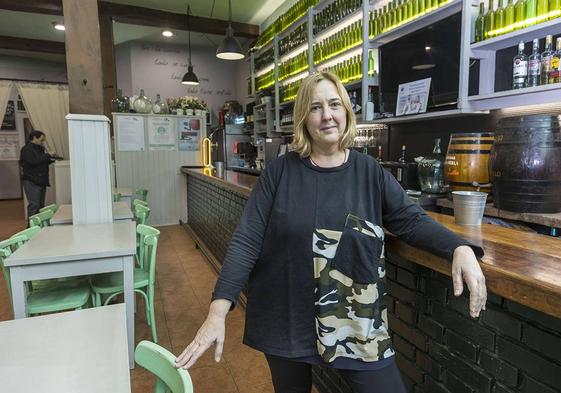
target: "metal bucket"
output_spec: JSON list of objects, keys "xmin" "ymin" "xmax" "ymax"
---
[{"xmin": 452, "ymin": 191, "xmax": 488, "ymax": 226}]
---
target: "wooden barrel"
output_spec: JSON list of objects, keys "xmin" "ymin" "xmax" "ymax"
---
[
  {"xmin": 444, "ymin": 133, "xmax": 495, "ymax": 194},
  {"xmin": 491, "ymin": 114, "xmax": 561, "ymax": 213}
]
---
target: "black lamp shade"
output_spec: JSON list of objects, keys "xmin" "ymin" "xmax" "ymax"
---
[
  {"xmin": 182, "ymin": 64, "xmax": 199, "ymax": 85},
  {"xmin": 216, "ymin": 26, "xmax": 245, "ymax": 60}
]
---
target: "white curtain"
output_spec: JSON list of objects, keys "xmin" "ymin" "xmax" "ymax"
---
[
  {"xmin": 16, "ymin": 82, "xmax": 70, "ymax": 159},
  {"xmin": 0, "ymin": 80, "xmax": 14, "ymax": 125}
]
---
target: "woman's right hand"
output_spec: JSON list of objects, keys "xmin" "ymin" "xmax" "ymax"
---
[{"xmin": 175, "ymin": 299, "xmax": 232, "ymax": 369}]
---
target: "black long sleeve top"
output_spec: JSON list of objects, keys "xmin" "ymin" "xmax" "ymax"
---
[{"xmin": 212, "ymin": 149, "xmax": 483, "ymax": 361}]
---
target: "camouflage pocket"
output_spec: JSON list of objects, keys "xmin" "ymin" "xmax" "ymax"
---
[{"xmin": 312, "ymin": 214, "xmax": 393, "ymax": 363}]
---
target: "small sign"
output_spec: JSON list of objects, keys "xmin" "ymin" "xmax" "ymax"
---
[
  {"xmin": 396, "ymin": 78, "xmax": 431, "ymax": 116},
  {"xmin": 117, "ymin": 116, "xmax": 145, "ymax": 151},
  {"xmin": 148, "ymin": 116, "xmax": 175, "ymax": 151},
  {"xmin": 178, "ymin": 117, "xmax": 201, "ymax": 151}
]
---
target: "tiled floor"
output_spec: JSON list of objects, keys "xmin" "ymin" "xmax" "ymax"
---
[{"xmin": 1, "ymin": 199, "xmax": 317, "ymax": 393}]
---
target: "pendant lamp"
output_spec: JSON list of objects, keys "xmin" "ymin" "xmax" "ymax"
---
[
  {"xmin": 216, "ymin": 0, "xmax": 245, "ymax": 60},
  {"xmin": 182, "ymin": 4, "xmax": 199, "ymax": 85}
]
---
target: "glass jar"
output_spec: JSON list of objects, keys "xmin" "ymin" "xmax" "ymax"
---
[
  {"xmin": 151, "ymin": 94, "xmax": 166, "ymax": 114},
  {"xmin": 417, "ymin": 138, "xmax": 446, "ymax": 194},
  {"xmin": 132, "ymin": 89, "xmax": 152, "ymax": 114},
  {"xmin": 111, "ymin": 89, "xmax": 130, "ymax": 113}
]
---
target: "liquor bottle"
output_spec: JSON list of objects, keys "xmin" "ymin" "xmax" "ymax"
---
[
  {"xmin": 536, "ymin": 0, "xmax": 549, "ymax": 21},
  {"xmin": 495, "ymin": 0, "xmax": 505, "ymax": 29},
  {"xmin": 515, "ymin": 0, "xmax": 526, "ymax": 29},
  {"xmin": 397, "ymin": 145, "xmax": 406, "ymax": 182},
  {"xmin": 475, "ymin": 2, "xmax": 486, "ymax": 42},
  {"xmin": 526, "ymin": 0, "xmax": 537, "ymax": 26},
  {"xmin": 366, "ymin": 85, "xmax": 375, "ymax": 121},
  {"xmin": 504, "ymin": 0, "xmax": 515, "ymax": 32},
  {"xmin": 513, "ymin": 40, "xmax": 528, "ymax": 89},
  {"xmin": 398, "ymin": 145, "xmax": 407, "ymax": 163},
  {"xmin": 528, "ymin": 39, "xmax": 541, "ymax": 87},
  {"xmin": 549, "ymin": 37, "xmax": 561, "ymax": 84},
  {"xmin": 541, "ymin": 35, "xmax": 554, "ymax": 85},
  {"xmin": 484, "ymin": 0, "xmax": 496, "ymax": 38},
  {"xmin": 377, "ymin": 145, "xmax": 383, "ymax": 162}
]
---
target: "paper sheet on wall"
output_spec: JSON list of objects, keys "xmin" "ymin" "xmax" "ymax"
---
[
  {"xmin": 0, "ymin": 134, "xmax": 19, "ymax": 160},
  {"xmin": 117, "ymin": 116, "xmax": 145, "ymax": 151},
  {"xmin": 178, "ymin": 117, "xmax": 201, "ymax": 151},
  {"xmin": 148, "ymin": 116, "xmax": 176, "ymax": 151}
]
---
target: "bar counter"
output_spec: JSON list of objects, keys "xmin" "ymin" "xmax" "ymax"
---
[{"xmin": 182, "ymin": 167, "xmax": 561, "ymax": 393}]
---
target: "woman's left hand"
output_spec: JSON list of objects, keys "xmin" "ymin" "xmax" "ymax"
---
[{"xmin": 451, "ymin": 245, "xmax": 487, "ymax": 318}]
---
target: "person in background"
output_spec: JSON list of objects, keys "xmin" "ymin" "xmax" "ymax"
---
[
  {"xmin": 176, "ymin": 71, "xmax": 487, "ymax": 392},
  {"xmin": 19, "ymin": 130, "xmax": 56, "ymax": 218}
]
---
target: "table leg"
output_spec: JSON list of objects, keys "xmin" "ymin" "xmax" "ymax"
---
[
  {"xmin": 10, "ymin": 267, "xmax": 27, "ymax": 319},
  {"xmin": 123, "ymin": 255, "xmax": 135, "ymax": 369}
]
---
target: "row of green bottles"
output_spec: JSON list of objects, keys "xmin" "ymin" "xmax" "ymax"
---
[
  {"xmin": 280, "ymin": 79, "xmax": 304, "ymax": 103},
  {"xmin": 313, "ymin": 0, "xmax": 363, "ymax": 34},
  {"xmin": 279, "ymin": 52, "xmax": 309, "ymax": 81},
  {"xmin": 256, "ymin": 0, "xmax": 319, "ymax": 48},
  {"xmin": 279, "ymin": 23, "xmax": 308, "ymax": 57},
  {"xmin": 255, "ymin": 47, "xmax": 274, "ymax": 73},
  {"xmin": 256, "ymin": 69, "xmax": 275, "ymax": 92},
  {"xmin": 322, "ymin": 54, "xmax": 364, "ymax": 84},
  {"xmin": 475, "ymin": 0, "xmax": 561, "ymax": 42},
  {"xmin": 370, "ymin": 0, "xmax": 450, "ymax": 38},
  {"xmin": 313, "ymin": 20, "xmax": 363, "ymax": 64}
]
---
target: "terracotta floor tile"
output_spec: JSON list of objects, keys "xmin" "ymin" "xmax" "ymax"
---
[{"xmin": 188, "ymin": 364, "xmax": 239, "ymax": 393}]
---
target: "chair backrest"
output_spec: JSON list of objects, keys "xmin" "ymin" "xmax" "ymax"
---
[
  {"xmin": 39, "ymin": 203, "xmax": 59, "ymax": 214},
  {"xmin": 113, "ymin": 192, "xmax": 122, "ymax": 202},
  {"xmin": 134, "ymin": 204, "xmax": 151, "ymax": 225},
  {"xmin": 135, "ymin": 340, "xmax": 193, "ymax": 393},
  {"xmin": 133, "ymin": 199, "xmax": 149, "ymax": 208},
  {"xmin": 137, "ymin": 224, "xmax": 159, "ymax": 283},
  {"xmin": 29, "ymin": 209, "xmax": 54, "ymax": 228},
  {"xmin": 10, "ymin": 226, "xmax": 41, "ymax": 246},
  {"xmin": 135, "ymin": 188, "xmax": 149, "ymax": 202},
  {"xmin": 0, "ymin": 235, "xmax": 27, "ymax": 300}
]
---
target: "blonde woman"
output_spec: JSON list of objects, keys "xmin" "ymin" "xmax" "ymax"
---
[{"xmin": 176, "ymin": 72, "xmax": 486, "ymax": 392}]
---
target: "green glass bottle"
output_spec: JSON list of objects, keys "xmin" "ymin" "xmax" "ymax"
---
[
  {"xmin": 504, "ymin": 0, "xmax": 515, "ymax": 31},
  {"xmin": 549, "ymin": 0, "xmax": 560, "ymax": 20},
  {"xmin": 418, "ymin": 0, "xmax": 426, "ymax": 14},
  {"xmin": 484, "ymin": 0, "xmax": 496, "ymax": 38},
  {"xmin": 495, "ymin": 0, "xmax": 506, "ymax": 30},
  {"xmin": 412, "ymin": 0, "xmax": 420, "ymax": 17},
  {"xmin": 407, "ymin": 0, "xmax": 414, "ymax": 20},
  {"xmin": 390, "ymin": 1, "xmax": 397, "ymax": 27},
  {"xmin": 368, "ymin": 51, "xmax": 375, "ymax": 77},
  {"xmin": 403, "ymin": 0, "xmax": 410, "ymax": 21},
  {"xmin": 475, "ymin": 2, "xmax": 486, "ymax": 42},
  {"xmin": 432, "ymin": 0, "xmax": 439, "ymax": 11},
  {"xmin": 536, "ymin": 0, "xmax": 549, "ymax": 22},
  {"xmin": 515, "ymin": 0, "xmax": 526, "ymax": 28},
  {"xmin": 526, "ymin": 0, "xmax": 537, "ymax": 26}
]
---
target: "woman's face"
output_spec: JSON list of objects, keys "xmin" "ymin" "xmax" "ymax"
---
[{"xmin": 305, "ymin": 79, "xmax": 347, "ymax": 150}]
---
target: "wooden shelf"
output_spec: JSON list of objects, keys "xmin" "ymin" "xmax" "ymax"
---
[
  {"xmin": 363, "ymin": 108, "xmax": 488, "ymax": 124},
  {"xmin": 468, "ymin": 83, "xmax": 561, "ymax": 111},
  {"xmin": 369, "ymin": 0, "xmax": 462, "ymax": 48},
  {"xmin": 470, "ymin": 18, "xmax": 561, "ymax": 53}
]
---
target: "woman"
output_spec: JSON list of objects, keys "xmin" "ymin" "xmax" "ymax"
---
[{"xmin": 176, "ymin": 71, "xmax": 486, "ymax": 392}]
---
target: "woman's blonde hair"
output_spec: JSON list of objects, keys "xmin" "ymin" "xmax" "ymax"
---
[{"xmin": 289, "ymin": 71, "xmax": 356, "ymax": 158}]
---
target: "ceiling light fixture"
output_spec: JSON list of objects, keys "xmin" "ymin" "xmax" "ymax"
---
[
  {"xmin": 216, "ymin": 0, "xmax": 245, "ymax": 60},
  {"xmin": 162, "ymin": 30, "xmax": 174, "ymax": 37},
  {"xmin": 182, "ymin": 4, "xmax": 200, "ymax": 85},
  {"xmin": 52, "ymin": 22, "xmax": 65, "ymax": 31}
]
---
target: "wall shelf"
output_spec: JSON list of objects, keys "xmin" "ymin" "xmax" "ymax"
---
[
  {"xmin": 363, "ymin": 108, "xmax": 488, "ymax": 124},
  {"xmin": 468, "ymin": 83, "xmax": 561, "ymax": 111},
  {"xmin": 369, "ymin": 0, "xmax": 463, "ymax": 48},
  {"xmin": 314, "ymin": 43, "xmax": 363, "ymax": 67}
]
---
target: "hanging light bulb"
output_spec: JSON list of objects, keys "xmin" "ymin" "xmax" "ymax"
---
[
  {"xmin": 182, "ymin": 4, "xmax": 199, "ymax": 85},
  {"xmin": 216, "ymin": 0, "xmax": 245, "ymax": 60}
]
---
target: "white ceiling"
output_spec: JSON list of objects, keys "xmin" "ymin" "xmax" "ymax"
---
[{"xmin": 0, "ymin": 0, "xmax": 287, "ymax": 64}]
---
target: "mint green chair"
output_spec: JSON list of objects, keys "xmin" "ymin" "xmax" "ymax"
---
[
  {"xmin": 9, "ymin": 226, "xmax": 41, "ymax": 247},
  {"xmin": 113, "ymin": 192, "xmax": 123, "ymax": 202},
  {"xmin": 29, "ymin": 209, "xmax": 53, "ymax": 228},
  {"xmin": 135, "ymin": 188, "xmax": 149, "ymax": 202},
  {"xmin": 134, "ymin": 204, "xmax": 150, "ymax": 226},
  {"xmin": 39, "ymin": 203, "xmax": 59, "ymax": 214},
  {"xmin": 133, "ymin": 199, "xmax": 149, "ymax": 208},
  {"xmin": 135, "ymin": 341, "xmax": 193, "ymax": 393},
  {"xmin": 90, "ymin": 225, "xmax": 160, "ymax": 342},
  {"xmin": 0, "ymin": 236, "xmax": 91, "ymax": 317}
]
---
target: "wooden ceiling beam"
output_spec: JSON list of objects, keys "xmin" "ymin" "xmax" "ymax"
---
[
  {"xmin": 0, "ymin": 35, "xmax": 65, "ymax": 54},
  {"xmin": 0, "ymin": 0, "xmax": 260, "ymax": 38}
]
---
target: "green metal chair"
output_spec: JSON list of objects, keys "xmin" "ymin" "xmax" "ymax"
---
[
  {"xmin": 29, "ymin": 209, "xmax": 54, "ymax": 228},
  {"xmin": 135, "ymin": 188, "xmax": 149, "ymax": 202},
  {"xmin": 113, "ymin": 192, "xmax": 123, "ymax": 202},
  {"xmin": 9, "ymin": 226, "xmax": 41, "ymax": 247},
  {"xmin": 0, "ymin": 236, "xmax": 91, "ymax": 317},
  {"xmin": 134, "ymin": 204, "xmax": 150, "ymax": 225},
  {"xmin": 135, "ymin": 340, "xmax": 193, "ymax": 393},
  {"xmin": 39, "ymin": 203, "xmax": 59, "ymax": 214},
  {"xmin": 90, "ymin": 224, "xmax": 160, "ymax": 342},
  {"xmin": 133, "ymin": 199, "xmax": 149, "ymax": 208}
]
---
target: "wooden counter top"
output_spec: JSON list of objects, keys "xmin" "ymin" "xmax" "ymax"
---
[{"xmin": 183, "ymin": 167, "xmax": 561, "ymax": 320}]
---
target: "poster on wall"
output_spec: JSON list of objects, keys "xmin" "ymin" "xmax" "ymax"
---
[
  {"xmin": 117, "ymin": 116, "xmax": 145, "ymax": 151},
  {"xmin": 0, "ymin": 134, "xmax": 19, "ymax": 160},
  {"xmin": 178, "ymin": 117, "xmax": 201, "ymax": 151},
  {"xmin": 395, "ymin": 78, "xmax": 431, "ymax": 116},
  {"xmin": 148, "ymin": 116, "xmax": 176, "ymax": 151},
  {"xmin": 1, "ymin": 100, "xmax": 16, "ymax": 131}
]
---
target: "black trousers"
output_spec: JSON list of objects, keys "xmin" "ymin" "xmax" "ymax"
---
[
  {"xmin": 265, "ymin": 355, "xmax": 407, "ymax": 393},
  {"xmin": 23, "ymin": 180, "xmax": 46, "ymax": 218}
]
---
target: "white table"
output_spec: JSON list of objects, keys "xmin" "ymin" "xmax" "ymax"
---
[
  {"xmin": 0, "ymin": 304, "xmax": 131, "ymax": 392},
  {"xmin": 51, "ymin": 201, "xmax": 133, "ymax": 225},
  {"xmin": 114, "ymin": 187, "xmax": 133, "ymax": 207},
  {"xmin": 4, "ymin": 222, "xmax": 136, "ymax": 368}
]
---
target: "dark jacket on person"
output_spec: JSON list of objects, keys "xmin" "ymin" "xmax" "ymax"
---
[{"xmin": 19, "ymin": 142, "xmax": 55, "ymax": 187}]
